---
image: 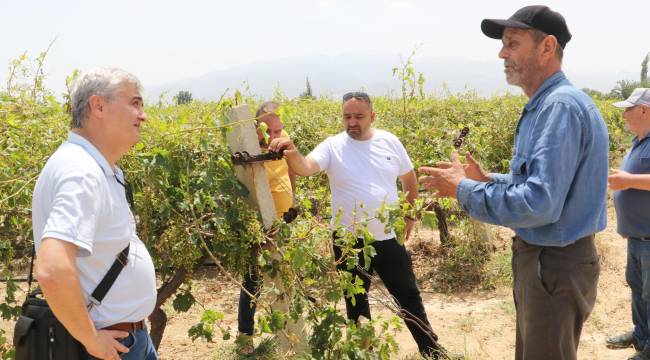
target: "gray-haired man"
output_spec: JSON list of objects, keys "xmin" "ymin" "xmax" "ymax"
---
[
  {"xmin": 606, "ymin": 88, "xmax": 650, "ymax": 360},
  {"xmin": 33, "ymin": 68, "xmax": 158, "ymax": 359}
]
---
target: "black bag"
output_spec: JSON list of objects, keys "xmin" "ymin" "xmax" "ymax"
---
[
  {"xmin": 13, "ymin": 244, "xmax": 130, "ymax": 360},
  {"xmin": 14, "ymin": 288, "xmax": 87, "ymax": 359}
]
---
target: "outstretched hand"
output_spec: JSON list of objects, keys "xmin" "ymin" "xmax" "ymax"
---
[
  {"xmin": 435, "ymin": 152, "xmax": 490, "ymax": 182},
  {"xmin": 418, "ymin": 151, "xmax": 467, "ymax": 199}
]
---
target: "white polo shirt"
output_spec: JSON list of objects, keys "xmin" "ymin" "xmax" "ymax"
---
[
  {"xmin": 308, "ymin": 129, "xmax": 413, "ymax": 240},
  {"xmin": 32, "ymin": 132, "xmax": 156, "ymax": 329}
]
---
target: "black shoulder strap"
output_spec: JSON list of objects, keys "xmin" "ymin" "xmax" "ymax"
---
[
  {"xmin": 26, "ymin": 243, "xmax": 130, "ymax": 309},
  {"xmin": 87, "ymin": 244, "xmax": 129, "ymax": 308},
  {"xmin": 26, "ymin": 246, "xmax": 35, "ymax": 294},
  {"xmin": 88, "ymin": 175, "xmax": 135, "ymax": 308}
]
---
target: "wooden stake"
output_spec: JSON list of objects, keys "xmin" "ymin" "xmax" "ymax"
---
[
  {"xmin": 225, "ymin": 105, "xmax": 276, "ymax": 228},
  {"xmin": 224, "ymin": 104, "xmax": 306, "ymax": 355}
]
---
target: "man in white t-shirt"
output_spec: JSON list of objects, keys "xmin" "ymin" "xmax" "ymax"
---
[
  {"xmin": 269, "ymin": 91, "xmax": 441, "ymax": 358},
  {"xmin": 32, "ymin": 68, "xmax": 157, "ymax": 360}
]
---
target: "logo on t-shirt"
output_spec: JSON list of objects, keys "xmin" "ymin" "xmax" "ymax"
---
[{"xmin": 386, "ymin": 156, "xmax": 392, "ymax": 160}]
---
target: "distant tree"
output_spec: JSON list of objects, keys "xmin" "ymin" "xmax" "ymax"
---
[
  {"xmin": 609, "ymin": 52, "xmax": 650, "ymax": 99},
  {"xmin": 299, "ymin": 77, "xmax": 314, "ymax": 99},
  {"xmin": 641, "ymin": 52, "xmax": 649, "ymax": 87},
  {"xmin": 176, "ymin": 90, "xmax": 193, "ymax": 105},
  {"xmin": 582, "ymin": 88, "xmax": 617, "ymax": 100},
  {"xmin": 610, "ymin": 80, "xmax": 639, "ymax": 99}
]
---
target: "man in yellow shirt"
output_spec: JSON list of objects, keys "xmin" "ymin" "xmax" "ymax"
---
[
  {"xmin": 256, "ymin": 101, "xmax": 296, "ymax": 218},
  {"xmin": 237, "ymin": 101, "xmax": 295, "ymax": 354}
]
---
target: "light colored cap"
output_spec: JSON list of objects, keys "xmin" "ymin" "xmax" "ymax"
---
[{"xmin": 613, "ymin": 88, "xmax": 650, "ymax": 108}]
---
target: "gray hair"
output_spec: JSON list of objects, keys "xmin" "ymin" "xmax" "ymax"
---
[
  {"xmin": 70, "ymin": 68, "xmax": 142, "ymax": 128},
  {"xmin": 255, "ymin": 100, "xmax": 281, "ymax": 119},
  {"xmin": 530, "ymin": 29, "xmax": 564, "ymax": 62}
]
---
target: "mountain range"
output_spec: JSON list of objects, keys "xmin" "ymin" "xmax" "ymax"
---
[{"xmin": 147, "ymin": 54, "xmax": 637, "ymax": 101}]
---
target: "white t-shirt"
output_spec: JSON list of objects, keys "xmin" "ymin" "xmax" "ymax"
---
[
  {"xmin": 32, "ymin": 132, "xmax": 157, "ymax": 329},
  {"xmin": 308, "ymin": 129, "xmax": 413, "ymax": 240}
]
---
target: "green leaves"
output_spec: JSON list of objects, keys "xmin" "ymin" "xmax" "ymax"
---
[
  {"xmin": 234, "ymin": 90, "xmax": 243, "ymax": 105},
  {"xmin": 172, "ymin": 290, "xmax": 196, "ymax": 313},
  {"xmin": 270, "ymin": 310, "xmax": 286, "ymax": 332},
  {"xmin": 188, "ymin": 309, "xmax": 226, "ymax": 342},
  {"xmin": 308, "ymin": 308, "xmax": 400, "ymax": 360},
  {"xmin": 421, "ymin": 211, "xmax": 438, "ymax": 229},
  {"xmin": 256, "ymin": 310, "xmax": 286, "ymax": 334},
  {"xmin": 258, "ymin": 121, "xmax": 270, "ymax": 145}
]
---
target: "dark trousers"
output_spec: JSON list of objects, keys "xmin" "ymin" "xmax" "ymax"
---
[
  {"xmin": 333, "ymin": 236, "xmax": 439, "ymax": 356},
  {"xmin": 512, "ymin": 235, "xmax": 599, "ymax": 360},
  {"xmin": 238, "ymin": 269, "xmax": 260, "ymax": 336},
  {"xmin": 626, "ymin": 237, "xmax": 650, "ymax": 353}
]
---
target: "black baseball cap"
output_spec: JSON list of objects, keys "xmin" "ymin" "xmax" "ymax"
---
[{"xmin": 481, "ymin": 5, "xmax": 572, "ymax": 48}]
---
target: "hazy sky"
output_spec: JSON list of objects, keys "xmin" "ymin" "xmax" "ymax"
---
[{"xmin": 1, "ymin": 0, "xmax": 648, "ymax": 96}]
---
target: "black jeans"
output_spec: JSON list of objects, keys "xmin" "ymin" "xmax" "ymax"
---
[
  {"xmin": 512, "ymin": 235, "xmax": 599, "ymax": 360},
  {"xmin": 333, "ymin": 236, "xmax": 439, "ymax": 356},
  {"xmin": 237, "ymin": 269, "xmax": 260, "ymax": 336}
]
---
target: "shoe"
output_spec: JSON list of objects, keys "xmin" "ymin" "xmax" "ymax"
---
[
  {"xmin": 629, "ymin": 350, "xmax": 650, "ymax": 360},
  {"xmin": 607, "ymin": 331, "xmax": 639, "ymax": 350}
]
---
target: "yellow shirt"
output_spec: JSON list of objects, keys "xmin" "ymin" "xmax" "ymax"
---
[{"xmin": 264, "ymin": 130, "xmax": 293, "ymax": 218}]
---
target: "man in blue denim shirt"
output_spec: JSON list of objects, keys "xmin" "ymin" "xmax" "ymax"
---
[
  {"xmin": 606, "ymin": 88, "xmax": 650, "ymax": 360},
  {"xmin": 420, "ymin": 6, "xmax": 608, "ymax": 360}
]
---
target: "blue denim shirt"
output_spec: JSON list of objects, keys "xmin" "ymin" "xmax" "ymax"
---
[
  {"xmin": 457, "ymin": 71, "xmax": 609, "ymax": 247},
  {"xmin": 613, "ymin": 134, "xmax": 650, "ymax": 238}
]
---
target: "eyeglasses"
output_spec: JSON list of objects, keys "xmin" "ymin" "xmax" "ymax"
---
[{"xmin": 342, "ymin": 91, "xmax": 371, "ymax": 102}]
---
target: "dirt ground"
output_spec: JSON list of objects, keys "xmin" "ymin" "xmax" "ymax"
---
[
  {"xmin": 1, "ymin": 203, "xmax": 638, "ymax": 359},
  {"xmin": 152, "ymin": 202, "xmax": 636, "ymax": 359}
]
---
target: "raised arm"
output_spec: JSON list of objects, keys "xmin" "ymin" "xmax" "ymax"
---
[{"xmin": 269, "ymin": 136, "xmax": 320, "ymax": 177}]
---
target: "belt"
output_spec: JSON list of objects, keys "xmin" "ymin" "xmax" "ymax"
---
[
  {"xmin": 103, "ymin": 320, "xmax": 145, "ymax": 333},
  {"xmin": 630, "ymin": 236, "xmax": 650, "ymax": 241}
]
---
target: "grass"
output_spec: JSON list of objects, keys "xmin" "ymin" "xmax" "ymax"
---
[
  {"xmin": 482, "ymin": 250, "xmax": 512, "ymax": 290},
  {"xmin": 458, "ymin": 315, "xmax": 477, "ymax": 333},
  {"xmin": 587, "ymin": 312, "xmax": 607, "ymax": 332},
  {"xmin": 594, "ymin": 232, "xmax": 612, "ymax": 269},
  {"xmin": 494, "ymin": 299, "xmax": 516, "ymax": 319},
  {"xmin": 399, "ymin": 351, "xmax": 470, "ymax": 360},
  {"xmin": 212, "ymin": 337, "xmax": 277, "ymax": 359},
  {"xmin": 428, "ymin": 221, "xmax": 494, "ymax": 293}
]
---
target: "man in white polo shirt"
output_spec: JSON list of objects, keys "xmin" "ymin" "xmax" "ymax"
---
[
  {"xmin": 268, "ymin": 91, "xmax": 442, "ymax": 358},
  {"xmin": 32, "ymin": 68, "xmax": 157, "ymax": 360}
]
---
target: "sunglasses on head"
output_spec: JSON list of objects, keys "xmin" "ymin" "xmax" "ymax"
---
[{"xmin": 342, "ymin": 91, "xmax": 370, "ymax": 102}]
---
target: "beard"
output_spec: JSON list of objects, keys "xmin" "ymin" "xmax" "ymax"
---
[
  {"xmin": 504, "ymin": 53, "xmax": 541, "ymax": 89},
  {"xmin": 345, "ymin": 126, "xmax": 362, "ymax": 139}
]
